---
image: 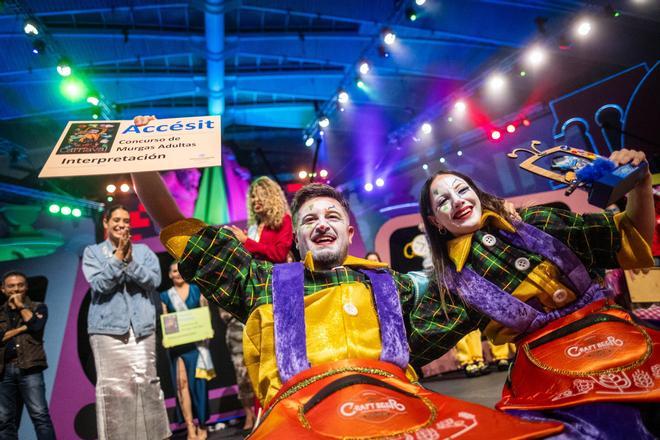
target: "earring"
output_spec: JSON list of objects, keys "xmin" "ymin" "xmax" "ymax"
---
[{"xmin": 438, "ymin": 227, "xmax": 447, "ymax": 235}]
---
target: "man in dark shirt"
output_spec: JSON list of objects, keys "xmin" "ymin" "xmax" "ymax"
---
[{"xmin": 0, "ymin": 271, "xmax": 55, "ymax": 440}]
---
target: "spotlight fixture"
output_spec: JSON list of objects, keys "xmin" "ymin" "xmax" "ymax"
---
[
  {"xmin": 48, "ymin": 204, "xmax": 60, "ymax": 214},
  {"xmin": 486, "ymin": 73, "xmax": 506, "ymax": 93},
  {"xmin": 318, "ymin": 116, "xmax": 330, "ymax": 128},
  {"xmin": 107, "ymin": 196, "xmax": 114, "ymax": 202},
  {"xmin": 453, "ymin": 100, "xmax": 467, "ymax": 114},
  {"xmin": 298, "ymin": 170, "xmax": 308, "ymax": 179},
  {"xmin": 358, "ymin": 60, "xmax": 371, "ymax": 75},
  {"xmin": 490, "ymin": 129, "xmax": 502, "ymax": 140},
  {"xmin": 439, "ymin": 157, "xmax": 446, "ymax": 164},
  {"xmin": 447, "ymin": 116, "xmax": 454, "ymax": 123},
  {"xmin": 120, "ymin": 183, "xmax": 131, "ymax": 193},
  {"xmin": 576, "ymin": 20, "xmax": 592, "ymax": 37},
  {"xmin": 356, "ymin": 77, "xmax": 366, "ymax": 89},
  {"xmin": 375, "ymin": 178, "xmax": 385, "ymax": 187},
  {"xmin": 364, "ymin": 182, "xmax": 374, "ymax": 192},
  {"xmin": 378, "ymin": 44, "xmax": 391, "ymax": 58},
  {"xmin": 522, "ymin": 118, "xmax": 531, "ymax": 127},
  {"xmin": 525, "ymin": 46, "xmax": 546, "ymax": 68},
  {"xmin": 56, "ymin": 58, "xmax": 72, "ymax": 77},
  {"xmin": 415, "ymin": 0, "xmax": 426, "ymax": 5},
  {"xmin": 337, "ymin": 90, "xmax": 349, "ymax": 104},
  {"xmin": 319, "ymin": 169, "xmax": 329, "ymax": 178},
  {"xmin": 520, "ymin": 70, "xmax": 527, "ymax": 77},
  {"xmin": 31, "ymin": 39, "xmax": 45, "ymax": 55},
  {"xmin": 305, "ymin": 137, "xmax": 315, "ymax": 147},
  {"xmin": 72, "ymin": 208, "xmax": 82, "ymax": 218},
  {"xmin": 506, "ymin": 124, "xmax": 516, "ymax": 133},
  {"xmin": 457, "ymin": 150, "xmax": 463, "ymax": 157},
  {"xmin": 421, "ymin": 122, "xmax": 432, "ymax": 134},
  {"xmin": 603, "ymin": 4, "xmax": 620, "ymax": 18},
  {"xmin": 23, "ymin": 20, "xmax": 39, "ymax": 35},
  {"xmin": 406, "ymin": 7, "xmax": 418, "ymax": 21},
  {"xmin": 61, "ymin": 76, "xmax": 87, "ymax": 101},
  {"xmin": 61, "ymin": 206, "xmax": 72, "ymax": 216},
  {"xmin": 86, "ymin": 91, "xmax": 100, "ymax": 106},
  {"xmin": 106, "ymin": 184, "xmax": 116, "ymax": 193},
  {"xmin": 382, "ymin": 28, "xmax": 396, "ymax": 45},
  {"xmin": 422, "ymin": 163, "xmax": 429, "ymax": 170},
  {"xmin": 91, "ymin": 108, "xmax": 100, "ymax": 120}
]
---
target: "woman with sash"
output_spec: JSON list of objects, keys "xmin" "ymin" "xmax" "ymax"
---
[
  {"xmin": 419, "ymin": 148, "xmax": 659, "ymax": 438},
  {"xmin": 161, "ymin": 262, "xmax": 215, "ymax": 440}
]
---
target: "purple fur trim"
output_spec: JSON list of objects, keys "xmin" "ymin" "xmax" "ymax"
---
[
  {"xmin": 362, "ymin": 269, "xmax": 410, "ymax": 369},
  {"xmin": 272, "ymin": 263, "xmax": 310, "ymax": 383},
  {"xmin": 500, "ymin": 222, "xmax": 592, "ymax": 294}
]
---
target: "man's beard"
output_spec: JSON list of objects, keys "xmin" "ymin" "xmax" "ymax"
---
[{"xmin": 311, "ymin": 247, "xmax": 346, "ymax": 270}]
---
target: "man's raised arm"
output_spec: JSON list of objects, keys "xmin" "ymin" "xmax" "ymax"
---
[{"xmin": 131, "ymin": 171, "xmax": 184, "ymax": 228}]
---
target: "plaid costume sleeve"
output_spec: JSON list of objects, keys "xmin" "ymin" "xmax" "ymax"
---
[
  {"xmin": 520, "ymin": 207, "xmax": 622, "ymax": 269},
  {"xmin": 395, "ymin": 272, "xmax": 486, "ymax": 370},
  {"xmin": 177, "ymin": 225, "xmax": 273, "ymax": 323}
]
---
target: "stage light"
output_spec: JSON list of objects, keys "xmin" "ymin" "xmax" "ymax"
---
[
  {"xmin": 319, "ymin": 169, "xmax": 329, "ymax": 178},
  {"xmin": 422, "ymin": 163, "xmax": 429, "ymax": 170},
  {"xmin": 375, "ymin": 178, "xmax": 385, "ymax": 187},
  {"xmin": 439, "ymin": 157, "xmax": 446, "ymax": 163},
  {"xmin": 415, "ymin": 0, "xmax": 426, "ymax": 5},
  {"xmin": 490, "ymin": 129, "xmax": 502, "ymax": 140},
  {"xmin": 48, "ymin": 204, "xmax": 60, "ymax": 214},
  {"xmin": 525, "ymin": 46, "xmax": 546, "ymax": 68},
  {"xmin": 457, "ymin": 150, "xmax": 463, "ymax": 156},
  {"xmin": 106, "ymin": 184, "xmax": 116, "ymax": 193},
  {"xmin": 382, "ymin": 28, "xmax": 396, "ymax": 45},
  {"xmin": 120, "ymin": 183, "xmax": 130, "ymax": 193},
  {"xmin": 56, "ymin": 58, "xmax": 72, "ymax": 77},
  {"xmin": 72, "ymin": 208, "xmax": 82, "ymax": 218},
  {"xmin": 486, "ymin": 73, "xmax": 506, "ymax": 93},
  {"xmin": 319, "ymin": 130, "xmax": 325, "ymax": 136},
  {"xmin": 337, "ymin": 90, "xmax": 349, "ymax": 104},
  {"xmin": 604, "ymin": 4, "xmax": 620, "ymax": 18},
  {"xmin": 406, "ymin": 8, "xmax": 417, "ymax": 21},
  {"xmin": 520, "ymin": 70, "xmax": 527, "ymax": 77},
  {"xmin": 364, "ymin": 182, "xmax": 374, "ymax": 192},
  {"xmin": 61, "ymin": 206, "xmax": 72, "ymax": 216},
  {"xmin": 356, "ymin": 78, "xmax": 366, "ymax": 89},
  {"xmin": 91, "ymin": 109, "xmax": 100, "ymax": 120},
  {"xmin": 31, "ymin": 39, "xmax": 45, "ymax": 55},
  {"xmin": 86, "ymin": 91, "xmax": 100, "ymax": 106},
  {"xmin": 23, "ymin": 20, "xmax": 39, "ymax": 35},
  {"xmin": 378, "ymin": 44, "xmax": 391, "ymax": 58},
  {"xmin": 298, "ymin": 170, "xmax": 308, "ymax": 179},
  {"xmin": 453, "ymin": 100, "xmax": 467, "ymax": 114},
  {"xmin": 61, "ymin": 77, "xmax": 87, "ymax": 101},
  {"xmin": 107, "ymin": 196, "xmax": 114, "ymax": 202},
  {"xmin": 421, "ymin": 122, "xmax": 432, "ymax": 134},
  {"xmin": 522, "ymin": 118, "xmax": 531, "ymax": 126},
  {"xmin": 576, "ymin": 20, "xmax": 592, "ymax": 37},
  {"xmin": 359, "ymin": 60, "xmax": 370, "ymax": 75},
  {"xmin": 305, "ymin": 137, "xmax": 315, "ymax": 147},
  {"xmin": 506, "ymin": 124, "xmax": 516, "ymax": 133},
  {"xmin": 318, "ymin": 116, "xmax": 330, "ymax": 128}
]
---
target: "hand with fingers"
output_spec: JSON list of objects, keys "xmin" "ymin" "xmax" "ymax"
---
[{"xmin": 227, "ymin": 225, "xmax": 248, "ymax": 244}]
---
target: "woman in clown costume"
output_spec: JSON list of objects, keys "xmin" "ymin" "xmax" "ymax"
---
[{"xmin": 419, "ymin": 148, "xmax": 659, "ymax": 438}]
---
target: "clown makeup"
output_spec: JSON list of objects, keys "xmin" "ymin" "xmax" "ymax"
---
[
  {"xmin": 428, "ymin": 174, "xmax": 482, "ymax": 236},
  {"xmin": 295, "ymin": 197, "xmax": 354, "ymax": 270}
]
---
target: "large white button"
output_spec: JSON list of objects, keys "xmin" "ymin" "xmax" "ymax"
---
[
  {"xmin": 343, "ymin": 303, "xmax": 358, "ymax": 316},
  {"xmin": 552, "ymin": 289, "xmax": 568, "ymax": 303},
  {"xmin": 514, "ymin": 257, "xmax": 531, "ymax": 271},
  {"xmin": 481, "ymin": 234, "xmax": 497, "ymax": 247}
]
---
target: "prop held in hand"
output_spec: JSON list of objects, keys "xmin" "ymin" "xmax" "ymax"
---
[{"xmin": 507, "ymin": 141, "xmax": 648, "ymax": 208}]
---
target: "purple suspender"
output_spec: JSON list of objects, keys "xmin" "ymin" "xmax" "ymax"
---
[
  {"xmin": 271, "ymin": 264, "xmax": 410, "ymax": 384},
  {"xmin": 447, "ymin": 222, "xmax": 609, "ymax": 335}
]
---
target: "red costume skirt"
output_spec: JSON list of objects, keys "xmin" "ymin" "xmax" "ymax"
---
[
  {"xmin": 248, "ymin": 359, "xmax": 562, "ymax": 439},
  {"xmin": 498, "ymin": 299, "xmax": 660, "ymax": 411}
]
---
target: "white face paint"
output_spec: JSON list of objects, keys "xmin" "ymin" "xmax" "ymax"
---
[
  {"xmin": 428, "ymin": 174, "xmax": 482, "ymax": 236},
  {"xmin": 295, "ymin": 197, "xmax": 354, "ymax": 270}
]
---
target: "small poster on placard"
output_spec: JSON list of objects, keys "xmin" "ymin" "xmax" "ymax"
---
[
  {"xmin": 160, "ymin": 307, "xmax": 214, "ymax": 348},
  {"xmin": 38, "ymin": 116, "xmax": 221, "ymax": 178}
]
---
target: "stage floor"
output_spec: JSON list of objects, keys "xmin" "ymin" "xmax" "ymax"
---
[{"xmin": 179, "ymin": 370, "xmax": 508, "ymax": 439}]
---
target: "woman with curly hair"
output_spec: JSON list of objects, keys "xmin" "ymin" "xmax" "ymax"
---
[
  {"xmin": 225, "ymin": 176, "xmax": 293, "ymax": 431},
  {"xmin": 228, "ymin": 176, "xmax": 293, "ymax": 263}
]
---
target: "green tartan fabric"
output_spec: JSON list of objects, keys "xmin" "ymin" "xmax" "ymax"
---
[
  {"xmin": 177, "ymin": 225, "xmax": 485, "ymax": 369},
  {"xmin": 463, "ymin": 207, "xmax": 621, "ymax": 293}
]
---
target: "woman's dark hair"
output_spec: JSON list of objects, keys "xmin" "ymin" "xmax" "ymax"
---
[
  {"xmin": 102, "ymin": 204, "xmax": 130, "ymax": 221},
  {"xmin": 419, "ymin": 169, "xmax": 515, "ymax": 308}
]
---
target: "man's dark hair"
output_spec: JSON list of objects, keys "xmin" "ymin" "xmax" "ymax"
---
[
  {"xmin": 2, "ymin": 271, "xmax": 28, "ymax": 285},
  {"xmin": 102, "ymin": 203, "xmax": 130, "ymax": 221},
  {"xmin": 291, "ymin": 183, "xmax": 350, "ymax": 224}
]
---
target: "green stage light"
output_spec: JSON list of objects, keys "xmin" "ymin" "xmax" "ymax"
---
[
  {"xmin": 57, "ymin": 58, "xmax": 72, "ymax": 77},
  {"xmin": 72, "ymin": 208, "xmax": 82, "ymax": 217},
  {"xmin": 86, "ymin": 91, "xmax": 100, "ymax": 106},
  {"xmin": 48, "ymin": 204, "xmax": 60, "ymax": 214},
  {"xmin": 60, "ymin": 206, "xmax": 72, "ymax": 215},
  {"xmin": 60, "ymin": 77, "xmax": 87, "ymax": 101}
]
